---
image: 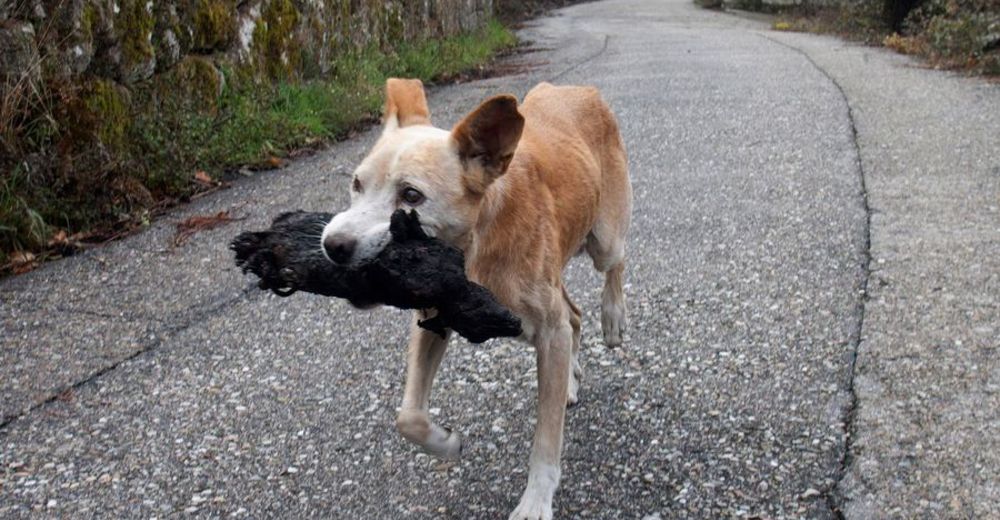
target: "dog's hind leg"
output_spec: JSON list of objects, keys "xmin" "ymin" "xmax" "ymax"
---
[
  {"xmin": 395, "ymin": 311, "xmax": 462, "ymax": 459},
  {"xmin": 587, "ymin": 135, "xmax": 631, "ymax": 348},
  {"xmin": 561, "ymin": 285, "xmax": 583, "ymax": 406},
  {"xmin": 586, "ymin": 221, "xmax": 628, "ymax": 348},
  {"xmin": 599, "ymin": 261, "xmax": 626, "ymax": 347}
]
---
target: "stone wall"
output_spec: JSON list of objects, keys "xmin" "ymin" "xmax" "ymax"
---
[
  {"xmin": 0, "ymin": 0, "xmax": 495, "ymax": 90},
  {"xmin": 0, "ymin": 0, "xmax": 517, "ymax": 259}
]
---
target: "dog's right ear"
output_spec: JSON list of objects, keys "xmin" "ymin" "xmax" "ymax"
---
[
  {"xmin": 383, "ymin": 78, "xmax": 431, "ymax": 130},
  {"xmin": 451, "ymin": 94, "xmax": 525, "ymax": 195}
]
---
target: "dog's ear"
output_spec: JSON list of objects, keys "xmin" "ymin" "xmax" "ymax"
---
[
  {"xmin": 450, "ymin": 94, "xmax": 524, "ymax": 194},
  {"xmin": 383, "ymin": 78, "xmax": 431, "ymax": 130}
]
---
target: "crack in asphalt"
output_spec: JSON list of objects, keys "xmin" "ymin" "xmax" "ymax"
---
[
  {"xmin": 0, "ymin": 288, "xmax": 253, "ymax": 431},
  {"xmin": 756, "ymin": 33, "xmax": 873, "ymax": 519},
  {"xmin": 49, "ymin": 306, "xmax": 172, "ymax": 325},
  {"xmin": 547, "ymin": 32, "xmax": 611, "ymax": 82},
  {"xmin": 0, "ymin": 333, "xmax": 164, "ymax": 430}
]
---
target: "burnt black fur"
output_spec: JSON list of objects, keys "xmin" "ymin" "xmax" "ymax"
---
[{"xmin": 231, "ymin": 209, "xmax": 522, "ymax": 343}]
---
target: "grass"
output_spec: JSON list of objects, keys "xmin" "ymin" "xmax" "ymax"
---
[
  {"xmin": 0, "ymin": 19, "xmax": 517, "ymax": 271},
  {"xmin": 128, "ymin": 18, "xmax": 516, "ymax": 191},
  {"xmin": 0, "ymin": 164, "xmax": 48, "ymax": 253}
]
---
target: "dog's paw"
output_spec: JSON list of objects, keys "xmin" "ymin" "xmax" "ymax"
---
[
  {"xmin": 511, "ymin": 464, "xmax": 558, "ymax": 520},
  {"xmin": 567, "ymin": 356, "xmax": 584, "ymax": 407},
  {"xmin": 425, "ymin": 427, "xmax": 463, "ymax": 460},
  {"xmin": 601, "ymin": 299, "xmax": 627, "ymax": 348},
  {"xmin": 601, "ymin": 314, "xmax": 625, "ymax": 348},
  {"xmin": 566, "ymin": 371, "xmax": 580, "ymax": 407},
  {"xmin": 508, "ymin": 498, "xmax": 553, "ymax": 520},
  {"xmin": 397, "ymin": 411, "xmax": 463, "ymax": 460}
]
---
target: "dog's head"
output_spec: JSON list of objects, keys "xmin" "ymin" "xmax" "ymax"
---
[{"xmin": 321, "ymin": 78, "xmax": 524, "ymax": 265}]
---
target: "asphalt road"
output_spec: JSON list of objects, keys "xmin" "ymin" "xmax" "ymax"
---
[{"xmin": 2, "ymin": 1, "xmax": 997, "ymax": 518}]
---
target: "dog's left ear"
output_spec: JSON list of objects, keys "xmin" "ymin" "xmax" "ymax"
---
[
  {"xmin": 383, "ymin": 78, "xmax": 431, "ymax": 129},
  {"xmin": 451, "ymin": 94, "xmax": 525, "ymax": 194}
]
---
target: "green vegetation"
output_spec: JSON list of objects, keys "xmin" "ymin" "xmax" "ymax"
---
[
  {"xmin": 767, "ymin": 0, "xmax": 1000, "ymax": 75},
  {"xmin": 193, "ymin": 0, "xmax": 237, "ymax": 52},
  {"xmin": 0, "ymin": 165, "xmax": 48, "ymax": 254},
  {"xmin": 769, "ymin": 2, "xmax": 889, "ymax": 43},
  {"xmin": 0, "ymin": 19, "xmax": 517, "ymax": 269},
  {"xmin": 83, "ymin": 79, "xmax": 132, "ymax": 152},
  {"xmin": 913, "ymin": 0, "xmax": 1000, "ymax": 75}
]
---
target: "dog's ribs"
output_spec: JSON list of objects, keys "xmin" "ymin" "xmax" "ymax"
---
[{"xmin": 230, "ymin": 209, "xmax": 522, "ymax": 343}]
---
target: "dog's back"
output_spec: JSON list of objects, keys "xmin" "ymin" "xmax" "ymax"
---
[
  {"xmin": 516, "ymin": 83, "xmax": 630, "ymax": 267},
  {"xmin": 473, "ymin": 84, "xmax": 630, "ymax": 284}
]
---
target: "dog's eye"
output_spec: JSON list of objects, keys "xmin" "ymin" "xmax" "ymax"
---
[
  {"xmin": 401, "ymin": 187, "xmax": 425, "ymax": 205},
  {"xmin": 352, "ymin": 177, "xmax": 362, "ymax": 193}
]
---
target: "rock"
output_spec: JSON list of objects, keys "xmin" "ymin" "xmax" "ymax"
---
[
  {"xmin": 152, "ymin": 4, "xmax": 182, "ymax": 72},
  {"xmin": 155, "ymin": 56, "xmax": 225, "ymax": 113},
  {"xmin": 118, "ymin": 1, "xmax": 157, "ymax": 83},
  {"xmin": 76, "ymin": 78, "xmax": 133, "ymax": 152},
  {"xmin": 0, "ymin": 21, "xmax": 40, "ymax": 90},
  {"xmin": 800, "ymin": 487, "xmax": 821, "ymax": 499},
  {"xmin": 234, "ymin": 1, "xmax": 262, "ymax": 59},
  {"xmin": 154, "ymin": 28, "xmax": 180, "ymax": 70},
  {"xmin": 190, "ymin": 0, "xmax": 237, "ymax": 52}
]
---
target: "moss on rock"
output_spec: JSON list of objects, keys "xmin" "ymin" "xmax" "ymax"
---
[
  {"xmin": 157, "ymin": 55, "xmax": 225, "ymax": 112},
  {"xmin": 26, "ymin": 0, "xmax": 93, "ymax": 78},
  {"xmin": 115, "ymin": 0, "xmax": 156, "ymax": 82},
  {"xmin": 253, "ymin": 0, "xmax": 302, "ymax": 80},
  {"xmin": 80, "ymin": 78, "xmax": 132, "ymax": 152},
  {"xmin": 193, "ymin": 0, "xmax": 237, "ymax": 52},
  {"xmin": 151, "ymin": 4, "xmax": 183, "ymax": 72},
  {"xmin": 382, "ymin": 3, "xmax": 406, "ymax": 48}
]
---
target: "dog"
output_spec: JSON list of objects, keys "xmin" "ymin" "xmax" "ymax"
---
[{"xmin": 321, "ymin": 78, "xmax": 632, "ymax": 519}]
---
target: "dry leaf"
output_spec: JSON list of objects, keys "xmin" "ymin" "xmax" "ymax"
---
[
  {"xmin": 9, "ymin": 251, "xmax": 38, "ymax": 274},
  {"xmin": 10, "ymin": 250, "xmax": 35, "ymax": 263},
  {"xmin": 194, "ymin": 170, "xmax": 214, "ymax": 185},
  {"xmin": 46, "ymin": 229, "xmax": 84, "ymax": 255},
  {"xmin": 172, "ymin": 211, "xmax": 243, "ymax": 247},
  {"xmin": 49, "ymin": 230, "xmax": 68, "ymax": 245}
]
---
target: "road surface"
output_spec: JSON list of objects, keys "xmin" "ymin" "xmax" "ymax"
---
[{"xmin": 2, "ymin": 0, "xmax": 998, "ymax": 517}]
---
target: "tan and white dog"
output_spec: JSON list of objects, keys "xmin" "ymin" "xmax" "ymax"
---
[{"xmin": 321, "ymin": 78, "xmax": 632, "ymax": 519}]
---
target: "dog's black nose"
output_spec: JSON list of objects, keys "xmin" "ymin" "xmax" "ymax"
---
[{"xmin": 323, "ymin": 234, "xmax": 357, "ymax": 264}]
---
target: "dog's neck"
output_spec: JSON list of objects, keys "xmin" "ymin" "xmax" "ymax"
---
[
  {"xmin": 463, "ymin": 163, "xmax": 548, "ymax": 280},
  {"xmin": 460, "ymin": 173, "xmax": 508, "ymax": 250}
]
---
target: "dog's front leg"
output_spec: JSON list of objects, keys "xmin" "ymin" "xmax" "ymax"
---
[
  {"xmin": 395, "ymin": 312, "xmax": 462, "ymax": 459},
  {"xmin": 510, "ymin": 319, "xmax": 572, "ymax": 520}
]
